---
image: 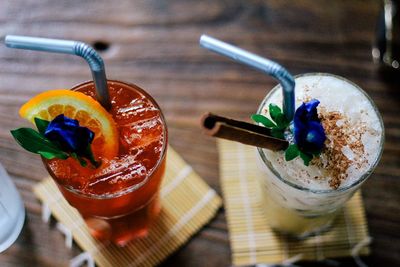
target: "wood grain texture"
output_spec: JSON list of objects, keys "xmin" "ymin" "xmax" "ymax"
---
[{"xmin": 0, "ymin": 0, "xmax": 399, "ymax": 266}]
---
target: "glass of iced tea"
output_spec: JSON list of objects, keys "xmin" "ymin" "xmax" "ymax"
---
[
  {"xmin": 5, "ymin": 35, "xmax": 168, "ymax": 246},
  {"xmin": 44, "ymin": 80, "xmax": 167, "ymax": 246}
]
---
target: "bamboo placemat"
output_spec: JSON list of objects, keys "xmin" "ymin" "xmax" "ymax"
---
[
  {"xmin": 218, "ymin": 139, "xmax": 370, "ymax": 266},
  {"xmin": 34, "ymin": 146, "xmax": 222, "ymax": 267}
]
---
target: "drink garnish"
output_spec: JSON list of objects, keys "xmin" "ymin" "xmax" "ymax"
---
[
  {"xmin": 11, "ymin": 89, "xmax": 119, "ymax": 167},
  {"xmin": 251, "ymin": 103, "xmax": 290, "ymax": 140},
  {"xmin": 11, "ymin": 115, "xmax": 99, "ymax": 167},
  {"xmin": 252, "ymin": 99, "xmax": 326, "ymax": 166},
  {"xmin": 201, "ymin": 113, "xmax": 288, "ymax": 151}
]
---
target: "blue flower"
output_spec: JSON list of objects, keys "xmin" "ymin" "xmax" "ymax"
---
[
  {"xmin": 44, "ymin": 114, "xmax": 94, "ymax": 156},
  {"xmin": 293, "ymin": 99, "xmax": 326, "ymax": 155}
]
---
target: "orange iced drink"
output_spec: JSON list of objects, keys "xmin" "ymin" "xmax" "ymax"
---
[{"xmin": 43, "ymin": 80, "xmax": 167, "ymax": 246}]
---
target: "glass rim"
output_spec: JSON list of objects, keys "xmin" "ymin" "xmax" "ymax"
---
[
  {"xmin": 257, "ymin": 72, "xmax": 385, "ymax": 194},
  {"xmin": 45, "ymin": 79, "xmax": 168, "ymax": 199}
]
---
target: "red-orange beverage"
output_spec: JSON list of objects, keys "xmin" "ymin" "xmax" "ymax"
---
[{"xmin": 44, "ymin": 80, "xmax": 167, "ymax": 246}]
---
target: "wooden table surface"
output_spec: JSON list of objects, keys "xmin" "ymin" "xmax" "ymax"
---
[{"xmin": 1, "ymin": 1, "xmax": 399, "ymax": 266}]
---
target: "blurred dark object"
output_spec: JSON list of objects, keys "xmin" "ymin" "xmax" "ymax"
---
[{"xmin": 373, "ymin": 0, "xmax": 400, "ymax": 70}]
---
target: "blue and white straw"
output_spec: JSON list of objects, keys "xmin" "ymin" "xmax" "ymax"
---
[
  {"xmin": 4, "ymin": 35, "xmax": 111, "ymax": 110},
  {"xmin": 199, "ymin": 35, "xmax": 295, "ymax": 121}
]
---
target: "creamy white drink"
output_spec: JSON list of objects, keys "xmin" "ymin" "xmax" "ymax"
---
[{"xmin": 256, "ymin": 73, "xmax": 384, "ymax": 237}]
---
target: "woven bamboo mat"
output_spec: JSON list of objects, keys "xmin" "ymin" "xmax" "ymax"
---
[
  {"xmin": 34, "ymin": 146, "xmax": 221, "ymax": 267},
  {"xmin": 218, "ymin": 139, "xmax": 370, "ymax": 266}
]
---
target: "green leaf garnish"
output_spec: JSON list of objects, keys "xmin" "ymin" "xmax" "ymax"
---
[
  {"xmin": 268, "ymin": 103, "xmax": 282, "ymax": 121},
  {"xmin": 283, "ymin": 144, "xmax": 315, "ymax": 165},
  {"xmin": 34, "ymin": 118, "xmax": 50, "ymax": 135},
  {"xmin": 299, "ymin": 151, "xmax": 313, "ymax": 166},
  {"xmin": 251, "ymin": 114, "xmax": 276, "ymax": 128},
  {"xmin": 252, "ymin": 100, "xmax": 325, "ymax": 167},
  {"xmin": 11, "ymin": 121, "xmax": 99, "ymax": 168},
  {"xmin": 285, "ymin": 144, "xmax": 300, "ymax": 161},
  {"xmin": 251, "ymin": 104, "xmax": 290, "ymax": 142},
  {"xmin": 275, "ymin": 114, "xmax": 289, "ymax": 130},
  {"xmin": 82, "ymin": 145, "xmax": 101, "ymax": 168},
  {"xmin": 284, "ymin": 144, "xmax": 314, "ymax": 165},
  {"xmin": 38, "ymin": 150, "xmax": 68, "ymax": 160},
  {"xmin": 11, "ymin": 128, "xmax": 68, "ymax": 159},
  {"xmin": 71, "ymin": 152, "xmax": 88, "ymax": 167},
  {"xmin": 269, "ymin": 104, "xmax": 289, "ymax": 130},
  {"xmin": 271, "ymin": 128, "xmax": 285, "ymax": 139}
]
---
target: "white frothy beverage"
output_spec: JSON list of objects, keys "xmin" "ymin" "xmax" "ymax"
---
[{"xmin": 256, "ymin": 73, "xmax": 384, "ymax": 237}]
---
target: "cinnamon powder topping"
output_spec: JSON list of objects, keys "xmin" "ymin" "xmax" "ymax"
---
[{"xmin": 314, "ymin": 107, "xmax": 367, "ymax": 189}]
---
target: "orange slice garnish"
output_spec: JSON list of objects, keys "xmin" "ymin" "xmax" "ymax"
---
[{"xmin": 19, "ymin": 90, "xmax": 118, "ymax": 160}]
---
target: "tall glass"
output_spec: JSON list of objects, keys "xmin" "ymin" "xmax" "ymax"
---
[
  {"xmin": 0, "ymin": 162, "xmax": 25, "ymax": 252},
  {"xmin": 256, "ymin": 73, "xmax": 384, "ymax": 238},
  {"xmin": 44, "ymin": 80, "xmax": 167, "ymax": 246}
]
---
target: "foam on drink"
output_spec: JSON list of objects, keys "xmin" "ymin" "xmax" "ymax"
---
[{"xmin": 260, "ymin": 74, "xmax": 383, "ymax": 190}]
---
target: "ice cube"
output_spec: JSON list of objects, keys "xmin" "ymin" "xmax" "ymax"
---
[
  {"xmin": 86, "ymin": 154, "xmax": 148, "ymax": 194},
  {"xmin": 119, "ymin": 117, "xmax": 163, "ymax": 153},
  {"xmin": 114, "ymin": 96, "xmax": 160, "ymax": 125}
]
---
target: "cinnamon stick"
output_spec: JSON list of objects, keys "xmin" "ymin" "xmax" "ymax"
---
[{"xmin": 201, "ymin": 113, "xmax": 288, "ymax": 151}]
